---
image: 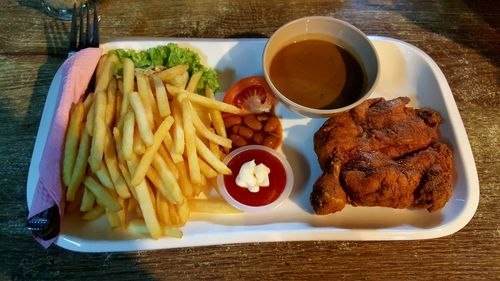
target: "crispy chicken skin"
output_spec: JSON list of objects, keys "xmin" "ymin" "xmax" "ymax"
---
[{"xmin": 311, "ymin": 97, "xmax": 453, "ymax": 215}]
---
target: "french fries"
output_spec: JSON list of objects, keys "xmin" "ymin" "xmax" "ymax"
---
[
  {"xmin": 130, "ymin": 116, "xmax": 174, "ymax": 187},
  {"xmin": 188, "ymin": 199, "xmax": 242, "ymax": 214},
  {"xmin": 205, "ymin": 86, "xmax": 227, "ymax": 141},
  {"xmin": 166, "ymin": 84, "xmax": 241, "ymax": 114},
  {"xmin": 121, "ymin": 58, "xmax": 135, "ymax": 122},
  {"xmin": 151, "ymin": 154, "xmax": 184, "ymax": 204},
  {"xmin": 171, "ymin": 99, "xmax": 185, "ymax": 155},
  {"xmin": 135, "ymin": 181, "xmax": 162, "ymax": 239},
  {"xmin": 122, "ymin": 111, "xmax": 135, "ymax": 160},
  {"xmin": 63, "ymin": 102, "xmax": 84, "ymax": 186},
  {"xmin": 129, "ymin": 91, "xmax": 154, "ymax": 146},
  {"xmin": 191, "ymin": 106, "xmax": 232, "ymax": 148},
  {"xmin": 61, "ymin": 52, "xmax": 238, "ymax": 240},
  {"xmin": 67, "ymin": 123, "xmax": 91, "ymax": 201},
  {"xmin": 155, "ymin": 64, "xmax": 189, "ymax": 82},
  {"xmin": 83, "ymin": 176, "xmax": 122, "ymax": 212},
  {"xmin": 95, "ymin": 53, "xmax": 118, "ymax": 92},
  {"xmin": 105, "ymin": 77, "xmax": 117, "ymax": 127},
  {"xmin": 89, "ymin": 90, "xmax": 107, "ymax": 172},
  {"xmin": 152, "ymin": 76, "xmax": 171, "ymax": 117},
  {"xmin": 180, "ymin": 94, "xmax": 201, "ymax": 185}
]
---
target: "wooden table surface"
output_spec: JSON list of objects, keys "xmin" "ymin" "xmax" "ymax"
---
[{"xmin": 1, "ymin": 0, "xmax": 498, "ymax": 280}]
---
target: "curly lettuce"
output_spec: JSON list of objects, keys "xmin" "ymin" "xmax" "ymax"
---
[{"xmin": 110, "ymin": 43, "xmax": 219, "ymax": 94}]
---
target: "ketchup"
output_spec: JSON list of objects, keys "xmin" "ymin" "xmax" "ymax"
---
[{"xmin": 224, "ymin": 148, "xmax": 286, "ymax": 207}]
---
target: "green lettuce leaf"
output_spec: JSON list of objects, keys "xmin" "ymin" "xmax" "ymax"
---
[{"xmin": 109, "ymin": 43, "xmax": 219, "ymax": 94}]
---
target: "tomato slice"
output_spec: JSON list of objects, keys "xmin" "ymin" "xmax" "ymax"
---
[{"xmin": 223, "ymin": 76, "xmax": 275, "ymax": 114}]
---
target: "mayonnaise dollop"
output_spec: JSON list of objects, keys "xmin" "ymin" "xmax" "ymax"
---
[{"xmin": 235, "ymin": 160, "xmax": 271, "ymax": 193}]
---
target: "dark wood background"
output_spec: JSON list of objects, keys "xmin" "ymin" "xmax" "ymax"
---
[{"xmin": 1, "ymin": 0, "xmax": 498, "ymax": 280}]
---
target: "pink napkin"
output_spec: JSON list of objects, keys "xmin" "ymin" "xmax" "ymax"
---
[{"xmin": 28, "ymin": 48, "xmax": 103, "ymax": 248}]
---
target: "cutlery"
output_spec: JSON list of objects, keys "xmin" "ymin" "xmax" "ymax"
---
[{"xmin": 27, "ymin": 0, "xmax": 100, "ymax": 240}]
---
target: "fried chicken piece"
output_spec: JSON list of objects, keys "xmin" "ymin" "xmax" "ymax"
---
[
  {"xmin": 310, "ymin": 162, "xmax": 347, "ymax": 214},
  {"xmin": 310, "ymin": 97, "xmax": 453, "ymax": 214},
  {"xmin": 342, "ymin": 143, "xmax": 453, "ymax": 210},
  {"xmin": 314, "ymin": 97, "xmax": 441, "ymax": 170}
]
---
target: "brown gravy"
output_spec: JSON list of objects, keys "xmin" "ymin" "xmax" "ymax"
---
[{"xmin": 269, "ymin": 39, "xmax": 366, "ymax": 109}]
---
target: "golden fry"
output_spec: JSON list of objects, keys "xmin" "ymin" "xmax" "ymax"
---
[
  {"xmin": 130, "ymin": 116, "xmax": 175, "ymax": 187},
  {"xmin": 170, "ymin": 72, "xmax": 189, "ymax": 89},
  {"xmin": 162, "ymin": 130, "xmax": 184, "ymax": 163},
  {"xmin": 95, "ymin": 54, "xmax": 108, "ymax": 82},
  {"xmin": 95, "ymin": 162, "xmax": 114, "ymax": 189},
  {"xmin": 83, "ymin": 176, "xmax": 122, "ymax": 212},
  {"xmin": 105, "ymin": 77, "xmax": 117, "ymax": 127},
  {"xmin": 156, "ymin": 193, "xmax": 171, "ymax": 225},
  {"xmin": 103, "ymin": 129, "xmax": 131, "ymax": 199},
  {"xmin": 136, "ymin": 73, "xmax": 157, "ymax": 128},
  {"xmin": 191, "ymin": 106, "xmax": 232, "ymax": 148},
  {"xmin": 95, "ymin": 53, "xmax": 118, "ymax": 92},
  {"xmin": 127, "ymin": 219, "xmax": 182, "ymax": 238},
  {"xmin": 82, "ymin": 204, "xmax": 105, "ymax": 220},
  {"xmin": 86, "ymin": 101, "xmax": 95, "ymax": 136},
  {"xmin": 89, "ymin": 116, "xmax": 106, "ymax": 172},
  {"xmin": 208, "ymin": 128, "xmax": 223, "ymax": 160},
  {"xmin": 122, "ymin": 110, "xmax": 135, "ymax": 160},
  {"xmin": 195, "ymin": 135, "xmax": 232, "ymax": 175},
  {"xmin": 113, "ymin": 127, "xmax": 125, "ymax": 164},
  {"xmin": 180, "ymin": 96, "xmax": 201, "ymax": 185},
  {"xmin": 67, "ymin": 124, "xmax": 91, "ymax": 201},
  {"xmin": 152, "ymin": 75, "xmax": 171, "ymax": 117},
  {"xmin": 168, "ymin": 203, "xmax": 180, "ymax": 226},
  {"xmin": 119, "ymin": 91, "xmax": 130, "ymax": 128},
  {"xmin": 146, "ymin": 167, "xmax": 174, "ymax": 202},
  {"xmin": 133, "ymin": 126, "xmax": 146, "ymax": 155},
  {"xmin": 185, "ymin": 71, "xmax": 203, "ymax": 93},
  {"xmin": 198, "ymin": 156, "xmax": 218, "ymax": 179},
  {"xmin": 80, "ymin": 187, "xmax": 96, "ymax": 212},
  {"xmin": 158, "ymin": 145, "xmax": 179, "ymax": 178},
  {"xmin": 205, "ymin": 86, "xmax": 227, "ymax": 140},
  {"xmin": 122, "ymin": 58, "xmax": 135, "ymax": 95},
  {"xmin": 118, "ymin": 163, "xmax": 137, "ymax": 200},
  {"xmin": 171, "ymin": 99, "xmax": 185, "ymax": 155},
  {"xmin": 167, "ymin": 84, "xmax": 240, "ymax": 114},
  {"xmin": 134, "ymin": 181, "xmax": 162, "ymax": 239},
  {"xmin": 188, "ymin": 199, "xmax": 242, "ymax": 214},
  {"xmin": 175, "ymin": 199, "xmax": 190, "ymax": 226},
  {"xmin": 156, "ymin": 65, "xmax": 189, "ymax": 82},
  {"xmin": 83, "ymin": 92, "xmax": 94, "ymax": 116},
  {"xmin": 63, "ymin": 102, "xmax": 84, "ymax": 186},
  {"xmin": 189, "ymin": 91, "xmax": 241, "ymax": 114},
  {"xmin": 176, "ymin": 160, "xmax": 193, "ymax": 198},
  {"xmin": 105, "ymin": 208, "xmax": 122, "ymax": 228},
  {"xmin": 129, "ymin": 91, "xmax": 154, "ymax": 146},
  {"xmin": 152, "ymin": 154, "xmax": 184, "ymax": 204},
  {"xmin": 89, "ymin": 90, "xmax": 107, "ymax": 172},
  {"xmin": 162, "ymin": 225, "xmax": 183, "ymax": 238}
]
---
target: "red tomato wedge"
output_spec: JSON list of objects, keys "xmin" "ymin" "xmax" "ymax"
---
[{"xmin": 223, "ymin": 76, "xmax": 276, "ymax": 114}]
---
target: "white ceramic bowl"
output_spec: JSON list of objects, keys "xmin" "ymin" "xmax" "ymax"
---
[{"xmin": 263, "ymin": 16, "xmax": 380, "ymax": 118}]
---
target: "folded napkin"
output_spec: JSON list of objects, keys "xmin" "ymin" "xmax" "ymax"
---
[{"xmin": 28, "ymin": 48, "xmax": 103, "ymax": 248}]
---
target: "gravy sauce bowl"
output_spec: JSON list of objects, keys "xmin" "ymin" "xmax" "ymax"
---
[{"xmin": 263, "ymin": 16, "xmax": 379, "ymax": 118}]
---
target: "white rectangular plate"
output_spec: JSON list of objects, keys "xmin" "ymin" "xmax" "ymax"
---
[{"xmin": 27, "ymin": 37, "xmax": 479, "ymax": 252}]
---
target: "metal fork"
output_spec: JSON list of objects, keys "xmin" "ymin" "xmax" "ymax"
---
[
  {"xmin": 68, "ymin": 0, "xmax": 99, "ymax": 56},
  {"xmin": 68, "ymin": 0, "xmax": 99, "ymax": 95},
  {"xmin": 26, "ymin": 1, "xmax": 99, "ymax": 241}
]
